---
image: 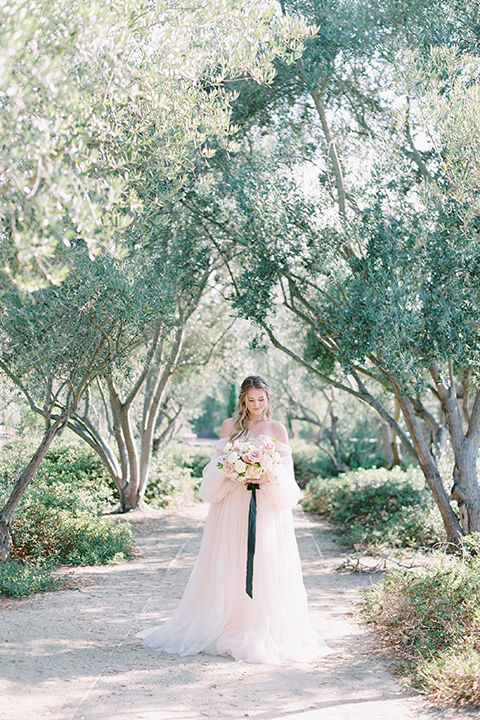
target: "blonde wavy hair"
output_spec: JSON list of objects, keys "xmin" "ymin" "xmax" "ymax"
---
[{"xmin": 230, "ymin": 375, "xmax": 272, "ymax": 441}]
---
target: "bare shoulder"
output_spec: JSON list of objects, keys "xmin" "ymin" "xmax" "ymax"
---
[
  {"xmin": 270, "ymin": 421, "xmax": 288, "ymax": 444},
  {"xmin": 220, "ymin": 418, "xmax": 234, "ymax": 439}
]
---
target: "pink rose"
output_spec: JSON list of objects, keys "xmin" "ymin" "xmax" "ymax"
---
[
  {"xmin": 261, "ymin": 439, "xmax": 275, "ymax": 452},
  {"xmin": 242, "ymin": 448, "xmax": 262, "ymax": 464}
]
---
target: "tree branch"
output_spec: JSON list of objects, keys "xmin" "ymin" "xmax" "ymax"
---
[{"xmin": 264, "ymin": 324, "xmax": 416, "ymax": 457}]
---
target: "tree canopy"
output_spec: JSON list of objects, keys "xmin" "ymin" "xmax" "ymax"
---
[{"xmin": 0, "ymin": 0, "xmax": 309, "ymax": 289}]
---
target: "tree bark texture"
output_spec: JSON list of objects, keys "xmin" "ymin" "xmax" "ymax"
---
[
  {"xmin": 388, "ymin": 373, "xmax": 463, "ymax": 545},
  {"xmin": 0, "ymin": 411, "xmax": 71, "ymax": 559},
  {"xmin": 430, "ymin": 364, "xmax": 480, "ymax": 534}
]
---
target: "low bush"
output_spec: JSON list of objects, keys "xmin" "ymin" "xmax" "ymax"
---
[
  {"xmin": 291, "ymin": 442, "xmax": 333, "ymax": 488},
  {"xmin": 0, "ymin": 439, "xmax": 117, "ymax": 514},
  {"xmin": 145, "ymin": 449, "xmax": 195, "ymax": 507},
  {"xmin": 0, "ymin": 558, "xmax": 67, "ymax": 597},
  {"xmin": 302, "ymin": 466, "xmax": 445, "ymax": 549},
  {"xmin": 0, "ymin": 439, "xmax": 134, "ymax": 597},
  {"xmin": 10, "ymin": 503, "xmax": 134, "ymax": 565},
  {"xmin": 174, "ymin": 443, "xmax": 215, "ymax": 479},
  {"xmin": 364, "ymin": 545, "xmax": 480, "ymax": 707},
  {"xmin": 146, "ymin": 442, "xmax": 215, "ymax": 506}
]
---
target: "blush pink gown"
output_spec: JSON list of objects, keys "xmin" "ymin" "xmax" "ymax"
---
[{"xmin": 138, "ymin": 435, "xmax": 332, "ymax": 664}]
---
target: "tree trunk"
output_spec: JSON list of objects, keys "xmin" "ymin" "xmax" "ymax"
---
[
  {"xmin": 433, "ymin": 375, "xmax": 480, "ymax": 535},
  {"xmin": 452, "ymin": 456, "xmax": 480, "ymax": 534},
  {"xmin": 138, "ymin": 326, "xmax": 184, "ymax": 499},
  {"xmin": 0, "ymin": 411, "xmax": 71, "ymax": 559},
  {"xmin": 375, "ymin": 417, "xmax": 395, "ymax": 469},
  {"xmin": 64, "ymin": 327, "xmax": 186, "ymax": 513},
  {"xmin": 323, "ymin": 406, "xmax": 350, "ymax": 472},
  {"xmin": 66, "ymin": 415, "xmax": 123, "ymax": 492},
  {"xmin": 310, "ymin": 86, "xmax": 347, "ymax": 219},
  {"xmin": 316, "ymin": 439, "xmax": 350, "ymax": 473},
  {"xmin": 389, "ymin": 373, "xmax": 463, "ymax": 545},
  {"xmin": 105, "ymin": 375, "xmax": 144, "ymax": 512}
]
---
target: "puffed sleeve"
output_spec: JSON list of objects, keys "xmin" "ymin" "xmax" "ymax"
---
[
  {"xmin": 199, "ymin": 439, "xmax": 238, "ymax": 504},
  {"xmin": 260, "ymin": 441, "xmax": 301, "ymax": 511}
]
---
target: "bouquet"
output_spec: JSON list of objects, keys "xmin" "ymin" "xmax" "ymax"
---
[
  {"xmin": 218, "ymin": 436, "xmax": 283, "ymax": 599},
  {"xmin": 218, "ymin": 436, "xmax": 283, "ymax": 486}
]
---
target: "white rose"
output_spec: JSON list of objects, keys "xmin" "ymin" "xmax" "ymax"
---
[
  {"xmin": 246, "ymin": 464, "xmax": 263, "ymax": 478},
  {"xmin": 261, "ymin": 459, "xmax": 273, "ymax": 472},
  {"xmin": 234, "ymin": 459, "xmax": 247, "ymax": 474},
  {"xmin": 227, "ymin": 451, "xmax": 239, "ymax": 464}
]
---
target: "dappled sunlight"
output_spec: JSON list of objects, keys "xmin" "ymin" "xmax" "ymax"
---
[{"xmin": 1, "ymin": 506, "xmax": 461, "ymax": 720}]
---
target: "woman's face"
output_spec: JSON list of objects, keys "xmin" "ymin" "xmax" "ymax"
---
[{"xmin": 245, "ymin": 388, "xmax": 267, "ymax": 420}]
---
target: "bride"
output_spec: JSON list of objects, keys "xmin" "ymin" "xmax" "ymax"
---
[{"xmin": 138, "ymin": 375, "xmax": 332, "ymax": 663}]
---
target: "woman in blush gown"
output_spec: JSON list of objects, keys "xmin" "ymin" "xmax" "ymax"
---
[{"xmin": 138, "ymin": 375, "xmax": 332, "ymax": 664}]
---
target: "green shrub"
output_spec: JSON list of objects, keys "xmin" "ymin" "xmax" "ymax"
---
[
  {"xmin": 0, "ymin": 439, "xmax": 117, "ymax": 514},
  {"xmin": 418, "ymin": 645, "xmax": 480, "ymax": 707},
  {"xmin": 0, "ymin": 439, "xmax": 135, "ymax": 596},
  {"xmin": 0, "ymin": 558, "xmax": 67, "ymax": 597},
  {"xmin": 302, "ymin": 466, "xmax": 445, "ymax": 549},
  {"xmin": 146, "ymin": 442, "xmax": 215, "ymax": 506},
  {"xmin": 291, "ymin": 442, "xmax": 332, "ymax": 488},
  {"xmin": 10, "ymin": 503, "xmax": 134, "ymax": 565},
  {"xmin": 176, "ymin": 443, "xmax": 214, "ymax": 479},
  {"xmin": 364, "ymin": 549, "xmax": 480, "ymax": 706},
  {"xmin": 145, "ymin": 447, "xmax": 195, "ymax": 507}
]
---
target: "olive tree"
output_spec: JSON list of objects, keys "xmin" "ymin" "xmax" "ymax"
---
[
  {"xmin": 0, "ymin": 0, "xmax": 309, "ymax": 290},
  {"xmin": 0, "ymin": 254, "xmax": 122, "ymax": 556},
  {"xmin": 0, "ymin": 0, "xmax": 314, "ymax": 537},
  {"xmin": 220, "ymin": 48, "xmax": 480, "ymax": 543}
]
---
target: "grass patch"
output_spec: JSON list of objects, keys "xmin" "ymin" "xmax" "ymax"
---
[
  {"xmin": 302, "ymin": 466, "xmax": 445, "ymax": 550},
  {"xmin": 363, "ymin": 544, "xmax": 480, "ymax": 707}
]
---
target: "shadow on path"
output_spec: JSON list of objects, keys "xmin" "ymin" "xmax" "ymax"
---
[{"xmin": 0, "ymin": 503, "xmax": 475, "ymax": 720}]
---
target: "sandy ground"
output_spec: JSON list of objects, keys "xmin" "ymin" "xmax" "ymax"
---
[{"xmin": 0, "ymin": 502, "xmax": 477, "ymax": 720}]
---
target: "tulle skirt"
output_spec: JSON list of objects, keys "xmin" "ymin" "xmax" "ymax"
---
[{"xmin": 138, "ymin": 446, "xmax": 332, "ymax": 664}]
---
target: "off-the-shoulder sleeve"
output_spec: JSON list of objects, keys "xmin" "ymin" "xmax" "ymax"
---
[
  {"xmin": 199, "ymin": 439, "xmax": 238, "ymax": 504},
  {"xmin": 260, "ymin": 441, "xmax": 301, "ymax": 511}
]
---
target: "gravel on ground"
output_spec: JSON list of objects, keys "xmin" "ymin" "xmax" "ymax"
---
[{"xmin": 1, "ymin": 502, "xmax": 476, "ymax": 720}]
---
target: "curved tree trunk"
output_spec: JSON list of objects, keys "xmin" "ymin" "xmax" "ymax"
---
[
  {"xmin": 310, "ymin": 85, "xmax": 347, "ymax": 219},
  {"xmin": 432, "ymin": 368, "xmax": 480, "ymax": 535},
  {"xmin": 389, "ymin": 373, "xmax": 463, "ymax": 545},
  {"xmin": 138, "ymin": 325, "xmax": 184, "ymax": 499},
  {"xmin": 0, "ymin": 410, "xmax": 71, "ymax": 558},
  {"xmin": 375, "ymin": 417, "xmax": 396, "ymax": 470}
]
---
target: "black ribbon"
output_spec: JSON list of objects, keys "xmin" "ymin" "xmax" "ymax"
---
[{"xmin": 246, "ymin": 482, "xmax": 260, "ymax": 599}]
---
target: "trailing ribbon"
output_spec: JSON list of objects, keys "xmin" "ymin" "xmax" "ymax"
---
[{"xmin": 246, "ymin": 482, "xmax": 260, "ymax": 599}]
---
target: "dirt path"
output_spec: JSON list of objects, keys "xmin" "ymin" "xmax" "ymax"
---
[{"xmin": 0, "ymin": 503, "xmax": 476, "ymax": 720}]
